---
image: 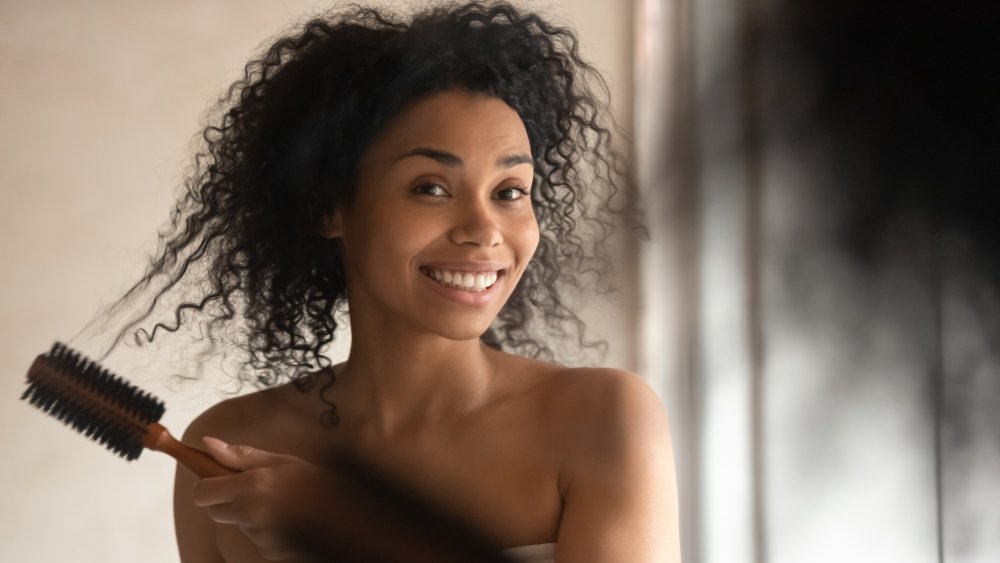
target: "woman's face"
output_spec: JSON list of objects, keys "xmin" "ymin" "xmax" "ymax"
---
[{"xmin": 328, "ymin": 90, "xmax": 539, "ymax": 341}]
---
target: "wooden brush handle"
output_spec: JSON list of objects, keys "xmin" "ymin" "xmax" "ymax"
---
[{"xmin": 143, "ymin": 423, "xmax": 236, "ymax": 478}]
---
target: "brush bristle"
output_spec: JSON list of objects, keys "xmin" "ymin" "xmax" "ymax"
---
[{"xmin": 21, "ymin": 343, "xmax": 165, "ymax": 461}]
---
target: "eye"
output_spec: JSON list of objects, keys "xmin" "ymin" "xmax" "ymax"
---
[
  {"xmin": 413, "ymin": 183, "xmax": 449, "ymax": 197},
  {"xmin": 495, "ymin": 185, "xmax": 530, "ymax": 201}
]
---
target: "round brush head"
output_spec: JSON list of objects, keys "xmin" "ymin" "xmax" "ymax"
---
[{"xmin": 21, "ymin": 342, "xmax": 165, "ymax": 461}]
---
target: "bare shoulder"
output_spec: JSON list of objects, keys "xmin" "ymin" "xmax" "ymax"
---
[
  {"xmin": 540, "ymin": 366, "xmax": 670, "ymax": 446},
  {"xmin": 549, "ymin": 366, "xmax": 663, "ymax": 409},
  {"xmin": 175, "ymin": 384, "xmax": 307, "ymax": 562},
  {"xmin": 174, "ymin": 389, "xmax": 278, "ymax": 563},
  {"xmin": 179, "ymin": 384, "xmax": 296, "ymax": 450},
  {"xmin": 537, "ymin": 367, "xmax": 680, "ymax": 561},
  {"xmin": 501, "ymin": 358, "xmax": 673, "ymax": 477},
  {"xmin": 492, "ymin": 352, "xmax": 668, "ymax": 436}
]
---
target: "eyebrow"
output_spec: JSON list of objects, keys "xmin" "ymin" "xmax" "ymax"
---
[{"xmin": 395, "ymin": 147, "xmax": 533, "ymax": 169}]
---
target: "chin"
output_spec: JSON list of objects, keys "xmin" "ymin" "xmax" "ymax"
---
[
  {"xmin": 424, "ymin": 319, "xmax": 496, "ymax": 344},
  {"xmin": 444, "ymin": 328, "xmax": 496, "ymax": 344}
]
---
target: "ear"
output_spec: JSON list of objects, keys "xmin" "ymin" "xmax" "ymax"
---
[{"xmin": 320, "ymin": 208, "xmax": 345, "ymax": 239}]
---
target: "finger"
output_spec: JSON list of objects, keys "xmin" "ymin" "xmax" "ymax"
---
[
  {"xmin": 203, "ymin": 502, "xmax": 242, "ymax": 525},
  {"xmin": 201, "ymin": 436, "xmax": 295, "ymax": 470},
  {"xmin": 191, "ymin": 472, "xmax": 253, "ymax": 507}
]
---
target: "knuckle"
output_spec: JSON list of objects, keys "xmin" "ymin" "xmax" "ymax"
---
[
  {"xmin": 205, "ymin": 505, "xmax": 226, "ymax": 522},
  {"xmin": 233, "ymin": 445, "xmax": 257, "ymax": 457}
]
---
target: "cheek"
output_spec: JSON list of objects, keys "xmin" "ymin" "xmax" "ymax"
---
[
  {"xmin": 514, "ymin": 215, "xmax": 540, "ymax": 263},
  {"xmin": 357, "ymin": 208, "xmax": 440, "ymax": 270}
]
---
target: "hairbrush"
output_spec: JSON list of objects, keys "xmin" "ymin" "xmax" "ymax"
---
[{"xmin": 20, "ymin": 342, "xmax": 234, "ymax": 478}]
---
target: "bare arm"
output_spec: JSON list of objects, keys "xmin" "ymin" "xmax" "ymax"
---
[
  {"xmin": 174, "ymin": 416, "xmax": 227, "ymax": 563},
  {"xmin": 554, "ymin": 370, "xmax": 681, "ymax": 562}
]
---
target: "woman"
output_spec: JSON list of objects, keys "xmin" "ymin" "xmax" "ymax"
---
[{"xmin": 118, "ymin": 2, "xmax": 680, "ymax": 561}]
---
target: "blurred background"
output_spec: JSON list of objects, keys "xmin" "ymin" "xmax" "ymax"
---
[
  {"xmin": 1, "ymin": 1, "xmax": 997, "ymax": 562},
  {"xmin": 639, "ymin": 1, "xmax": 1000, "ymax": 562}
]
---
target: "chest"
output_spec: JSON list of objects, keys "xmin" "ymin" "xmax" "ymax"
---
[{"xmin": 372, "ymin": 423, "xmax": 564, "ymax": 542}]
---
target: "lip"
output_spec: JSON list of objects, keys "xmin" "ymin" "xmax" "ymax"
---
[
  {"xmin": 419, "ymin": 260, "xmax": 509, "ymax": 273},
  {"xmin": 420, "ymin": 267, "xmax": 507, "ymax": 305}
]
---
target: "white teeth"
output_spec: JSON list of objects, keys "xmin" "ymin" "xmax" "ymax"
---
[{"xmin": 422, "ymin": 267, "xmax": 500, "ymax": 292}]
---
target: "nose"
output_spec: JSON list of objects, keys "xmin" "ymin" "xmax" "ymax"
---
[{"xmin": 449, "ymin": 198, "xmax": 503, "ymax": 247}]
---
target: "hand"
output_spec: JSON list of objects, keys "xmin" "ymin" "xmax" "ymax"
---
[{"xmin": 192, "ymin": 437, "xmax": 336, "ymax": 561}]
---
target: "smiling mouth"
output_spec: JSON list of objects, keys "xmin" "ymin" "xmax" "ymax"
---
[{"xmin": 419, "ymin": 267, "xmax": 502, "ymax": 292}]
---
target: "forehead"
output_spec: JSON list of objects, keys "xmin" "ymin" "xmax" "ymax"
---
[{"xmin": 366, "ymin": 90, "xmax": 531, "ymax": 159}]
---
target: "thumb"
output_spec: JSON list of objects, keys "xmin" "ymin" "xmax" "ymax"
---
[{"xmin": 201, "ymin": 436, "xmax": 291, "ymax": 471}]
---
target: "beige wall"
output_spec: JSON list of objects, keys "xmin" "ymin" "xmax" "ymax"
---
[{"xmin": 0, "ymin": 1, "xmax": 633, "ymax": 561}]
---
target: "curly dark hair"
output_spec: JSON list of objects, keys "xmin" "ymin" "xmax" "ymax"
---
[{"xmin": 103, "ymin": 1, "xmax": 632, "ymax": 392}]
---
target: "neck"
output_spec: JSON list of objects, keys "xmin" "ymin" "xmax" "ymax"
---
[{"xmin": 336, "ymin": 323, "xmax": 497, "ymax": 437}]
